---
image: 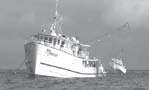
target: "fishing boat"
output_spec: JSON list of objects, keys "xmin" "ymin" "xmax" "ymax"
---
[
  {"xmin": 110, "ymin": 57, "xmax": 127, "ymax": 74},
  {"xmin": 24, "ymin": 0, "xmax": 105, "ymax": 78}
]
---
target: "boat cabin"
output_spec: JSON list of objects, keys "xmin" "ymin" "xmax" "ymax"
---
[
  {"xmin": 112, "ymin": 58, "xmax": 123, "ymax": 66},
  {"xmin": 32, "ymin": 31, "xmax": 90, "ymax": 59}
]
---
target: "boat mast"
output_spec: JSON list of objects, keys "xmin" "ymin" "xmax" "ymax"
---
[
  {"xmin": 55, "ymin": 0, "xmax": 58, "ymax": 17},
  {"xmin": 50, "ymin": 0, "xmax": 63, "ymax": 34}
]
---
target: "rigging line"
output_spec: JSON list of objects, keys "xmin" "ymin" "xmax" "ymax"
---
[
  {"xmin": 86, "ymin": 22, "xmax": 130, "ymax": 47},
  {"xmin": 117, "ymin": 22, "xmax": 130, "ymax": 31},
  {"xmin": 86, "ymin": 32, "xmax": 111, "ymax": 47},
  {"xmin": 15, "ymin": 59, "xmax": 26, "ymax": 73},
  {"xmin": 59, "ymin": 17, "xmax": 63, "ymax": 34},
  {"xmin": 1, "ymin": 59, "xmax": 26, "ymax": 89}
]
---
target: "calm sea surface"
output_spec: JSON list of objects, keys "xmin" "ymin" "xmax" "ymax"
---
[{"xmin": 0, "ymin": 69, "xmax": 149, "ymax": 90}]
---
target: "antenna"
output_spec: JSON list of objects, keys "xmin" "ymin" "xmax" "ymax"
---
[
  {"xmin": 55, "ymin": 0, "xmax": 59, "ymax": 17},
  {"xmin": 50, "ymin": 0, "xmax": 63, "ymax": 34}
]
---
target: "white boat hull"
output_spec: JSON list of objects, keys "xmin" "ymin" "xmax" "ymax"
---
[
  {"xmin": 112, "ymin": 63, "xmax": 127, "ymax": 74},
  {"xmin": 24, "ymin": 42, "xmax": 103, "ymax": 78}
]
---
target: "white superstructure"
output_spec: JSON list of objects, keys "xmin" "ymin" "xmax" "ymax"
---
[
  {"xmin": 110, "ymin": 58, "xmax": 127, "ymax": 74},
  {"xmin": 24, "ymin": 0, "xmax": 106, "ymax": 78}
]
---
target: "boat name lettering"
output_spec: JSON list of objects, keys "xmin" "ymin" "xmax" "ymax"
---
[{"xmin": 46, "ymin": 49, "xmax": 58, "ymax": 57}]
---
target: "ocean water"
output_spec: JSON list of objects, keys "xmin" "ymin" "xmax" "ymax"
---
[{"xmin": 0, "ymin": 69, "xmax": 149, "ymax": 90}]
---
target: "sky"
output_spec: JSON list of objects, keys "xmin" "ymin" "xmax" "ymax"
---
[{"xmin": 0, "ymin": 0, "xmax": 149, "ymax": 70}]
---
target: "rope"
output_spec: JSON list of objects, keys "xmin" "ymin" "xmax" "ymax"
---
[
  {"xmin": 85, "ymin": 22, "xmax": 131, "ymax": 48},
  {"xmin": 14, "ymin": 59, "xmax": 26, "ymax": 74}
]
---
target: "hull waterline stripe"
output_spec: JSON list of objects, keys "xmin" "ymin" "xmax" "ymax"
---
[{"xmin": 40, "ymin": 62, "xmax": 96, "ymax": 75}]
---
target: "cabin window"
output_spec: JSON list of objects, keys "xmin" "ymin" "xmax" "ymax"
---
[
  {"xmin": 57, "ymin": 39, "xmax": 60, "ymax": 45},
  {"xmin": 44, "ymin": 36, "xmax": 48, "ymax": 42},
  {"xmin": 39, "ymin": 36, "xmax": 43, "ymax": 41},
  {"xmin": 53, "ymin": 38, "xmax": 57, "ymax": 45},
  {"xmin": 61, "ymin": 41, "xmax": 65, "ymax": 47},
  {"xmin": 49, "ymin": 37, "xmax": 52, "ymax": 43},
  {"xmin": 34, "ymin": 35, "xmax": 39, "ymax": 40}
]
